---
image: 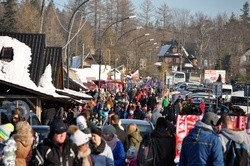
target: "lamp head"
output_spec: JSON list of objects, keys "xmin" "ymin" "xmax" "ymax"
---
[
  {"xmin": 128, "ymin": 15, "xmax": 136, "ymax": 19},
  {"xmin": 144, "ymin": 33, "xmax": 150, "ymax": 36},
  {"xmin": 149, "ymin": 38, "xmax": 154, "ymax": 41},
  {"xmin": 136, "ymin": 26, "xmax": 143, "ymax": 30}
]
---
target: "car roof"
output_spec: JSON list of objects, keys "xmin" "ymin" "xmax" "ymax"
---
[{"xmin": 120, "ymin": 119, "xmax": 152, "ymax": 125}]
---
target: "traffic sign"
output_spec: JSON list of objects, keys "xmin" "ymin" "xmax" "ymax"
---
[
  {"xmin": 244, "ymin": 85, "xmax": 250, "ymax": 97},
  {"xmin": 213, "ymin": 82, "xmax": 222, "ymax": 97}
]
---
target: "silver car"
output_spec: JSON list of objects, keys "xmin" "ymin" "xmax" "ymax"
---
[{"xmin": 103, "ymin": 118, "xmax": 154, "ymax": 137}]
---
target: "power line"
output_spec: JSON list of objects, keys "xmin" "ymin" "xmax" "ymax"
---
[{"xmin": 52, "ymin": 3, "xmax": 68, "ymax": 32}]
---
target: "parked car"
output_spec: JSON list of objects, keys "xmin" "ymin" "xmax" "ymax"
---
[
  {"xmin": 28, "ymin": 112, "xmax": 50, "ymax": 141},
  {"xmin": 103, "ymin": 119, "xmax": 154, "ymax": 137},
  {"xmin": 0, "ymin": 109, "xmax": 50, "ymax": 142}
]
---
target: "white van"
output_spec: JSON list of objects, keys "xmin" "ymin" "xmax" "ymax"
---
[
  {"xmin": 173, "ymin": 72, "xmax": 186, "ymax": 85},
  {"xmin": 231, "ymin": 91, "xmax": 249, "ymax": 114},
  {"xmin": 222, "ymin": 84, "xmax": 233, "ymax": 102}
]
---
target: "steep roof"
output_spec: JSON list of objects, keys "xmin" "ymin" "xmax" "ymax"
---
[{"xmin": 0, "ymin": 32, "xmax": 45, "ymax": 85}]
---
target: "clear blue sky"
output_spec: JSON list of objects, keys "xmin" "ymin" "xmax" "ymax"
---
[{"xmin": 54, "ymin": 0, "xmax": 248, "ymax": 18}]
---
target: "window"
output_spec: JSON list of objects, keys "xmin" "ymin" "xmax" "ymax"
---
[{"xmin": 0, "ymin": 47, "xmax": 14, "ymax": 62}]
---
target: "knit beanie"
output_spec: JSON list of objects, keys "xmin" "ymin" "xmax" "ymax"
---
[
  {"xmin": 127, "ymin": 146, "xmax": 137, "ymax": 158},
  {"xmin": 91, "ymin": 127, "xmax": 102, "ymax": 137},
  {"xmin": 202, "ymin": 112, "xmax": 219, "ymax": 126},
  {"xmin": 50, "ymin": 119, "xmax": 68, "ymax": 134},
  {"xmin": 0, "ymin": 123, "xmax": 14, "ymax": 141},
  {"xmin": 102, "ymin": 125, "xmax": 116, "ymax": 137},
  {"xmin": 68, "ymin": 125, "xmax": 89, "ymax": 146},
  {"xmin": 156, "ymin": 117, "xmax": 168, "ymax": 128},
  {"xmin": 76, "ymin": 115, "xmax": 88, "ymax": 130}
]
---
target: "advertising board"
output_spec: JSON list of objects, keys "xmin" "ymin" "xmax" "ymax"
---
[{"xmin": 204, "ymin": 70, "xmax": 226, "ymax": 83}]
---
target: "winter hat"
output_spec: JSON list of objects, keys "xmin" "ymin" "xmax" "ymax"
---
[
  {"xmin": 76, "ymin": 115, "xmax": 88, "ymax": 130},
  {"xmin": 50, "ymin": 119, "xmax": 68, "ymax": 134},
  {"xmin": 102, "ymin": 125, "xmax": 116, "ymax": 137},
  {"xmin": 68, "ymin": 125, "xmax": 89, "ymax": 146},
  {"xmin": 91, "ymin": 127, "xmax": 102, "ymax": 137},
  {"xmin": 202, "ymin": 112, "xmax": 219, "ymax": 126},
  {"xmin": 156, "ymin": 117, "xmax": 168, "ymax": 128},
  {"xmin": 0, "ymin": 123, "xmax": 14, "ymax": 141},
  {"xmin": 127, "ymin": 146, "xmax": 137, "ymax": 158}
]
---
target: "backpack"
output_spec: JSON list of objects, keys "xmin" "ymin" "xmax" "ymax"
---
[
  {"xmin": 137, "ymin": 134, "xmax": 156, "ymax": 166},
  {"xmin": 224, "ymin": 139, "xmax": 248, "ymax": 166}
]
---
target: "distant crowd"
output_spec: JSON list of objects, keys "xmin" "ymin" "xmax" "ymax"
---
[{"xmin": 0, "ymin": 85, "xmax": 249, "ymax": 166}]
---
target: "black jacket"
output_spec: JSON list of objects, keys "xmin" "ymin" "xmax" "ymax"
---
[
  {"xmin": 147, "ymin": 96, "xmax": 157, "ymax": 109},
  {"xmin": 30, "ymin": 136, "xmax": 80, "ymax": 166},
  {"xmin": 151, "ymin": 127, "xmax": 176, "ymax": 166}
]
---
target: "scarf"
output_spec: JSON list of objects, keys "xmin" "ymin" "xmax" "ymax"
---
[
  {"xmin": 106, "ymin": 134, "xmax": 119, "ymax": 151},
  {"xmin": 79, "ymin": 149, "xmax": 93, "ymax": 166},
  {"xmin": 89, "ymin": 139, "xmax": 106, "ymax": 155}
]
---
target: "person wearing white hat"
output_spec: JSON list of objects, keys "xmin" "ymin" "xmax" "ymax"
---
[{"xmin": 68, "ymin": 125, "xmax": 93, "ymax": 166}]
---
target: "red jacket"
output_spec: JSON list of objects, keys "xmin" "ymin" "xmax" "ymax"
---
[{"xmin": 199, "ymin": 102, "xmax": 206, "ymax": 114}]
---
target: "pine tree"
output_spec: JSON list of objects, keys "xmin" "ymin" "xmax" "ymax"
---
[
  {"xmin": 0, "ymin": 0, "xmax": 18, "ymax": 32},
  {"xmin": 240, "ymin": 2, "xmax": 249, "ymax": 23}
]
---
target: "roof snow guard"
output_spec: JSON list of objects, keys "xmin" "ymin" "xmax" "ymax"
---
[{"xmin": 157, "ymin": 44, "xmax": 171, "ymax": 57}]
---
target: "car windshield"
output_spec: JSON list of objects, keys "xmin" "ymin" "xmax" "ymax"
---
[
  {"xmin": 222, "ymin": 89, "xmax": 232, "ymax": 95},
  {"xmin": 28, "ymin": 114, "xmax": 41, "ymax": 126}
]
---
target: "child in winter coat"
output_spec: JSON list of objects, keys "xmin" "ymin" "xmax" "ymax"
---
[{"xmin": 125, "ymin": 146, "xmax": 137, "ymax": 166}]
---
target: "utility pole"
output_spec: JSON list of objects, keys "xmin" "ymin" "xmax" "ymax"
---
[{"xmin": 39, "ymin": 0, "xmax": 46, "ymax": 33}]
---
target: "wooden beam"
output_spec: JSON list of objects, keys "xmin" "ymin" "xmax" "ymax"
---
[
  {"xmin": 36, "ymin": 98, "xmax": 42, "ymax": 122},
  {"xmin": 26, "ymin": 98, "xmax": 36, "ymax": 110},
  {"xmin": 0, "ymin": 95, "xmax": 37, "ymax": 99}
]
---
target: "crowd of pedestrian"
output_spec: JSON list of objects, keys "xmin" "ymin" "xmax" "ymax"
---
[{"xmin": 0, "ymin": 84, "xmax": 249, "ymax": 166}]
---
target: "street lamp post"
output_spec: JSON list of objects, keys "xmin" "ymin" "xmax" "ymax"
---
[
  {"xmin": 66, "ymin": 0, "xmax": 90, "ymax": 88},
  {"xmin": 98, "ymin": 15, "xmax": 136, "ymax": 97},
  {"xmin": 136, "ymin": 38, "xmax": 154, "ymax": 69},
  {"xmin": 126, "ymin": 33, "xmax": 150, "ymax": 70},
  {"xmin": 113, "ymin": 26, "xmax": 143, "ymax": 81}
]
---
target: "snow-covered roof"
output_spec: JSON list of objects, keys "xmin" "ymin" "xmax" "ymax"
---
[
  {"xmin": 73, "ymin": 64, "xmax": 115, "ymax": 83},
  {"xmin": 184, "ymin": 63, "xmax": 193, "ymax": 68},
  {"xmin": 56, "ymin": 88, "xmax": 92, "ymax": 99},
  {"xmin": 0, "ymin": 36, "xmax": 69, "ymax": 99}
]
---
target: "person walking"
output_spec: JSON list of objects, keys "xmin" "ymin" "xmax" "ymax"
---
[
  {"xmin": 13, "ymin": 121, "xmax": 34, "ymax": 166},
  {"xmin": 162, "ymin": 96, "xmax": 169, "ymax": 116},
  {"xmin": 110, "ymin": 115, "xmax": 129, "ymax": 151},
  {"xmin": 0, "ymin": 123, "xmax": 16, "ymax": 166},
  {"xmin": 126, "ymin": 123, "xmax": 142, "ymax": 151},
  {"xmin": 30, "ymin": 119, "xmax": 80, "ymax": 166},
  {"xmin": 68, "ymin": 125, "xmax": 93, "ymax": 166},
  {"xmin": 89, "ymin": 127, "xmax": 114, "ymax": 166},
  {"xmin": 150, "ymin": 103, "xmax": 162, "ymax": 126},
  {"xmin": 199, "ymin": 100, "xmax": 206, "ymax": 114},
  {"xmin": 150, "ymin": 117, "xmax": 176, "ymax": 166},
  {"xmin": 219, "ymin": 114, "xmax": 250, "ymax": 165},
  {"xmin": 179, "ymin": 112, "xmax": 224, "ymax": 165},
  {"xmin": 102, "ymin": 125, "xmax": 126, "ymax": 166}
]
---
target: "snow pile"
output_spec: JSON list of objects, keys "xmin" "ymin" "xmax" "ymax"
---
[
  {"xmin": 0, "ymin": 36, "xmax": 36, "ymax": 89},
  {"xmin": 38, "ymin": 64, "xmax": 55, "ymax": 92}
]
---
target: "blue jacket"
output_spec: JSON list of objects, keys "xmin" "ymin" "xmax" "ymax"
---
[
  {"xmin": 112, "ymin": 141, "xmax": 125, "ymax": 166},
  {"xmin": 179, "ymin": 121, "xmax": 224, "ymax": 166}
]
